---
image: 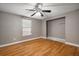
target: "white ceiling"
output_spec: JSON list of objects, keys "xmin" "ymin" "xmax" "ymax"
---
[{"xmin": 0, "ymin": 3, "xmax": 79, "ymax": 20}]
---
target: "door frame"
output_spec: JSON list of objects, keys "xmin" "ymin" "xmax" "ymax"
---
[{"xmin": 46, "ymin": 17, "xmax": 66, "ymax": 39}]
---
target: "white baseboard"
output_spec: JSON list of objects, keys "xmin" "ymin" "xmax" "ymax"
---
[
  {"xmin": 47, "ymin": 37, "xmax": 79, "ymax": 47},
  {"xmin": 47, "ymin": 37, "xmax": 65, "ymax": 43},
  {"xmin": 40, "ymin": 36, "xmax": 47, "ymax": 39},
  {"xmin": 0, "ymin": 37, "xmax": 41, "ymax": 47},
  {"xmin": 65, "ymin": 42, "xmax": 79, "ymax": 47},
  {"xmin": 0, "ymin": 37, "xmax": 79, "ymax": 48}
]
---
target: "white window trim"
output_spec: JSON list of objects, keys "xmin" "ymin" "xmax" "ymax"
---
[{"xmin": 22, "ymin": 19, "xmax": 32, "ymax": 36}]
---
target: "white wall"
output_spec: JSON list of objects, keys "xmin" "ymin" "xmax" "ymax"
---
[
  {"xmin": 42, "ymin": 9, "xmax": 79, "ymax": 45},
  {"xmin": 0, "ymin": 11, "xmax": 42, "ymax": 45},
  {"xmin": 0, "ymin": 9, "xmax": 79, "ymax": 45},
  {"xmin": 65, "ymin": 10, "xmax": 79, "ymax": 44},
  {"xmin": 42, "ymin": 20, "xmax": 46, "ymax": 37}
]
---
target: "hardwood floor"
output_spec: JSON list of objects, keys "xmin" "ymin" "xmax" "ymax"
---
[{"xmin": 0, "ymin": 38, "xmax": 79, "ymax": 56}]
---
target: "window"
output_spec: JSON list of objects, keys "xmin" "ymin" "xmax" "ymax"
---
[{"xmin": 22, "ymin": 19, "xmax": 32, "ymax": 36}]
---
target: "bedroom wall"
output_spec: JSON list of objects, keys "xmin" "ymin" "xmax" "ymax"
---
[
  {"xmin": 0, "ymin": 9, "xmax": 79, "ymax": 46},
  {"xmin": 42, "ymin": 9, "xmax": 79, "ymax": 45},
  {"xmin": 65, "ymin": 10, "xmax": 79, "ymax": 44},
  {"xmin": 0, "ymin": 11, "xmax": 42, "ymax": 45},
  {"xmin": 42, "ymin": 20, "xmax": 46, "ymax": 37}
]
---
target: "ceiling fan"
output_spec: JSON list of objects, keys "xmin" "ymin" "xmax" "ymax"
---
[{"xmin": 25, "ymin": 3, "xmax": 51, "ymax": 17}]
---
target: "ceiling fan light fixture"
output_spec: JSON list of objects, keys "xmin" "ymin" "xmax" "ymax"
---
[{"xmin": 35, "ymin": 12, "xmax": 41, "ymax": 16}]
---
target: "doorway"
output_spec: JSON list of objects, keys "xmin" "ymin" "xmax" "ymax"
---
[{"xmin": 46, "ymin": 17, "xmax": 65, "ymax": 41}]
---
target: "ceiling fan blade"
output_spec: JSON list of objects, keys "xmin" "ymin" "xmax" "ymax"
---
[
  {"xmin": 42, "ymin": 10, "xmax": 51, "ymax": 13},
  {"xmin": 40, "ymin": 12, "xmax": 44, "ymax": 17},
  {"xmin": 31, "ymin": 12, "xmax": 37, "ymax": 16},
  {"xmin": 25, "ymin": 9, "xmax": 35, "ymax": 11}
]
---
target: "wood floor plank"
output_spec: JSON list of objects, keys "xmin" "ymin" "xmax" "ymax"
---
[
  {"xmin": 55, "ymin": 45, "xmax": 76, "ymax": 56},
  {"xmin": 0, "ymin": 38, "xmax": 79, "ymax": 56},
  {"xmin": 75, "ymin": 48, "xmax": 79, "ymax": 56}
]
